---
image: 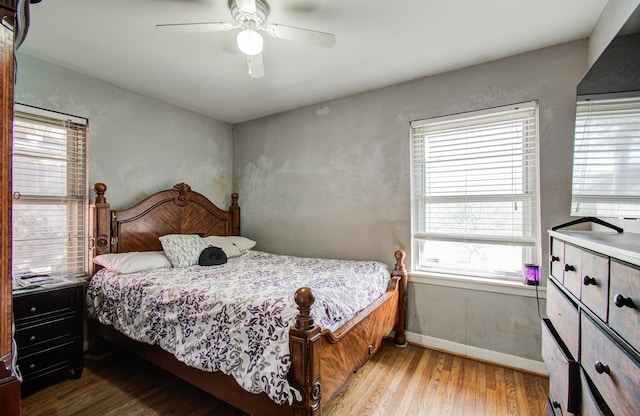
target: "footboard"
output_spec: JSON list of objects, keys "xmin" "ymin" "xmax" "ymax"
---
[{"xmin": 288, "ymin": 250, "xmax": 408, "ymax": 414}]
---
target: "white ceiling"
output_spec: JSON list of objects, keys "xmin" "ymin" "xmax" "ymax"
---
[{"xmin": 20, "ymin": 0, "xmax": 609, "ymax": 124}]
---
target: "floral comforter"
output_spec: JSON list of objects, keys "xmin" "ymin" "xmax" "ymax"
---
[{"xmin": 86, "ymin": 250, "xmax": 390, "ymax": 404}]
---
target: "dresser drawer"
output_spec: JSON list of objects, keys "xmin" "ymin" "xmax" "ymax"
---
[
  {"xmin": 581, "ymin": 312, "xmax": 640, "ymax": 416},
  {"xmin": 579, "ymin": 369, "xmax": 613, "ymax": 416},
  {"xmin": 542, "ymin": 318, "xmax": 579, "ymax": 414},
  {"xmin": 609, "ymin": 260, "xmax": 640, "ymax": 353},
  {"xmin": 579, "ymin": 251, "xmax": 609, "ymax": 322},
  {"xmin": 546, "ymin": 280, "xmax": 579, "ymax": 360},
  {"xmin": 13, "ymin": 287, "xmax": 78, "ymax": 322},
  {"xmin": 17, "ymin": 340, "xmax": 77, "ymax": 378},
  {"xmin": 14, "ymin": 315, "xmax": 78, "ymax": 350},
  {"xmin": 546, "ymin": 397, "xmax": 561, "ymax": 415},
  {"xmin": 550, "ymin": 238, "xmax": 565, "ymax": 283},
  {"xmin": 563, "ymin": 244, "xmax": 583, "ymax": 299}
]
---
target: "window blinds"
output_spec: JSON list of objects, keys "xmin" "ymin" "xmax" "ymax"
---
[
  {"xmin": 571, "ymin": 96, "xmax": 640, "ymax": 218},
  {"xmin": 12, "ymin": 106, "xmax": 88, "ymax": 277},
  {"xmin": 411, "ymin": 102, "xmax": 538, "ymax": 279}
]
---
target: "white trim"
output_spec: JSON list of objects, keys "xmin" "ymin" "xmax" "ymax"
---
[
  {"xmin": 15, "ymin": 103, "xmax": 88, "ymax": 125},
  {"xmin": 406, "ymin": 331, "xmax": 548, "ymax": 376},
  {"xmin": 410, "ymin": 100, "xmax": 537, "ymax": 128},
  {"xmin": 409, "ymin": 272, "xmax": 548, "ymax": 298}
]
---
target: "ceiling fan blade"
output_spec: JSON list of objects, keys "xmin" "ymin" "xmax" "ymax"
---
[
  {"xmin": 155, "ymin": 22, "xmax": 234, "ymax": 33},
  {"xmin": 265, "ymin": 24, "xmax": 336, "ymax": 48},
  {"xmin": 236, "ymin": 0, "xmax": 257, "ymax": 14},
  {"xmin": 247, "ymin": 54, "xmax": 265, "ymax": 78}
]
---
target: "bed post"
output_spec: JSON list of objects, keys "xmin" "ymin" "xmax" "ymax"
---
[
  {"xmin": 392, "ymin": 250, "xmax": 408, "ymax": 347},
  {"xmin": 289, "ymin": 287, "xmax": 322, "ymax": 416},
  {"xmin": 229, "ymin": 192, "xmax": 240, "ymax": 236},
  {"xmin": 89, "ymin": 183, "xmax": 111, "ymax": 277}
]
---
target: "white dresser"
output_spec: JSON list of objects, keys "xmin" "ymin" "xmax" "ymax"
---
[{"xmin": 544, "ymin": 230, "xmax": 640, "ymax": 415}]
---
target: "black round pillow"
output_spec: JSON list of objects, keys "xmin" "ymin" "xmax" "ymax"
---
[{"xmin": 198, "ymin": 246, "xmax": 227, "ymax": 266}]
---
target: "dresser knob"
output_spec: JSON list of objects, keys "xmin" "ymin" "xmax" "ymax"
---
[
  {"xmin": 29, "ymin": 306, "xmax": 37, "ymax": 313},
  {"xmin": 29, "ymin": 335, "xmax": 37, "ymax": 342},
  {"xmin": 550, "ymin": 255, "xmax": 559, "ymax": 263},
  {"xmin": 583, "ymin": 275, "xmax": 597, "ymax": 286},
  {"xmin": 594, "ymin": 361, "xmax": 610, "ymax": 375},
  {"xmin": 29, "ymin": 363, "xmax": 36, "ymax": 370},
  {"xmin": 564, "ymin": 264, "xmax": 575, "ymax": 272},
  {"xmin": 613, "ymin": 294, "xmax": 635, "ymax": 308}
]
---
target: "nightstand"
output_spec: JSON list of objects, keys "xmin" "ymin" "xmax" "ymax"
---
[{"xmin": 12, "ymin": 277, "xmax": 87, "ymax": 396}]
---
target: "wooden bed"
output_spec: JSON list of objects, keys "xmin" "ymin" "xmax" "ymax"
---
[{"xmin": 88, "ymin": 182, "xmax": 408, "ymax": 416}]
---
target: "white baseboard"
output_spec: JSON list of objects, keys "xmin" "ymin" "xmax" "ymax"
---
[{"xmin": 405, "ymin": 331, "xmax": 549, "ymax": 376}]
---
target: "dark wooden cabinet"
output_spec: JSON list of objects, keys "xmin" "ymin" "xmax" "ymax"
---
[
  {"xmin": 0, "ymin": 3, "xmax": 18, "ymax": 414},
  {"xmin": 544, "ymin": 230, "xmax": 640, "ymax": 415},
  {"xmin": 13, "ymin": 279, "xmax": 86, "ymax": 395}
]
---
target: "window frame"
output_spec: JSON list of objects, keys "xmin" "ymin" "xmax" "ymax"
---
[
  {"xmin": 12, "ymin": 103, "xmax": 89, "ymax": 278},
  {"xmin": 410, "ymin": 102, "xmax": 540, "ymax": 284},
  {"xmin": 571, "ymin": 95, "xmax": 640, "ymax": 218}
]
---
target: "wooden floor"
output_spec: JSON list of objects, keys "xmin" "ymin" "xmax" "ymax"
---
[{"xmin": 20, "ymin": 340, "xmax": 548, "ymax": 416}]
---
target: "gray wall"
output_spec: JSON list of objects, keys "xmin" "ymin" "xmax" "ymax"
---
[
  {"xmin": 233, "ymin": 40, "xmax": 589, "ymax": 362},
  {"xmin": 14, "ymin": 53, "xmax": 234, "ymax": 210},
  {"xmin": 14, "ymin": 39, "xmax": 591, "ymax": 364}
]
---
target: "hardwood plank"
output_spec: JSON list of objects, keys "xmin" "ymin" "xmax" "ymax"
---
[
  {"xmin": 21, "ymin": 340, "xmax": 548, "ymax": 416},
  {"xmin": 322, "ymin": 342, "xmax": 398, "ymax": 415},
  {"xmin": 412, "ymin": 351, "xmax": 448, "ymax": 415},
  {"xmin": 473, "ymin": 361, "xmax": 487, "ymax": 416},
  {"xmin": 403, "ymin": 348, "xmax": 439, "ymax": 415},
  {"xmin": 396, "ymin": 350, "xmax": 435, "ymax": 415},
  {"xmin": 427, "ymin": 353, "xmax": 454, "ymax": 416},
  {"xmin": 367, "ymin": 344, "xmax": 428, "ymax": 416}
]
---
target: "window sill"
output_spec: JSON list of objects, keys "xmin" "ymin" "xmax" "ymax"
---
[{"xmin": 409, "ymin": 271, "xmax": 547, "ymax": 298}]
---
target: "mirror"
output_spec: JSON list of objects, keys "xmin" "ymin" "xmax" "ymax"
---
[{"xmin": 570, "ymin": 4, "xmax": 640, "ymax": 219}]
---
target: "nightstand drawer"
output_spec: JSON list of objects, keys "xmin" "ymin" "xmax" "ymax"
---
[
  {"xmin": 17, "ymin": 340, "xmax": 77, "ymax": 378},
  {"xmin": 15, "ymin": 315, "xmax": 78, "ymax": 350},
  {"xmin": 13, "ymin": 287, "xmax": 78, "ymax": 322},
  {"xmin": 542, "ymin": 318, "xmax": 579, "ymax": 415},
  {"xmin": 12, "ymin": 279, "xmax": 87, "ymax": 395},
  {"xmin": 581, "ymin": 312, "xmax": 640, "ymax": 416}
]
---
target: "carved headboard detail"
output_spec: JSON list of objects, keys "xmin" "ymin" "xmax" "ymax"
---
[{"xmin": 89, "ymin": 183, "xmax": 240, "ymax": 276}]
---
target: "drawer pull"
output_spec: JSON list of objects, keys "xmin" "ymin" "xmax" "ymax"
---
[
  {"xmin": 550, "ymin": 255, "xmax": 559, "ymax": 263},
  {"xmin": 594, "ymin": 361, "xmax": 610, "ymax": 375},
  {"xmin": 613, "ymin": 293, "xmax": 635, "ymax": 308},
  {"xmin": 564, "ymin": 264, "xmax": 575, "ymax": 272},
  {"xmin": 29, "ymin": 306, "xmax": 37, "ymax": 313},
  {"xmin": 583, "ymin": 275, "xmax": 597, "ymax": 286},
  {"xmin": 29, "ymin": 335, "xmax": 37, "ymax": 342},
  {"xmin": 368, "ymin": 345, "xmax": 374, "ymax": 354},
  {"xmin": 29, "ymin": 363, "xmax": 36, "ymax": 370}
]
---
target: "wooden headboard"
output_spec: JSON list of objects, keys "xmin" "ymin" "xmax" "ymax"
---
[{"xmin": 89, "ymin": 182, "xmax": 240, "ymax": 276}]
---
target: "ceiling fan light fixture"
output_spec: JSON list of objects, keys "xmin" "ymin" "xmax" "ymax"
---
[{"xmin": 237, "ymin": 28, "xmax": 263, "ymax": 55}]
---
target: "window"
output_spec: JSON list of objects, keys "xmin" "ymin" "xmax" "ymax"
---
[
  {"xmin": 410, "ymin": 102, "xmax": 539, "ymax": 282},
  {"xmin": 571, "ymin": 96, "xmax": 640, "ymax": 218},
  {"xmin": 12, "ymin": 104, "xmax": 88, "ymax": 278}
]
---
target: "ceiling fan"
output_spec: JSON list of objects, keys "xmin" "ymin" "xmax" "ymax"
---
[{"xmin": 156, "ymin": 0, "xmax": 336, "ymax": 78}]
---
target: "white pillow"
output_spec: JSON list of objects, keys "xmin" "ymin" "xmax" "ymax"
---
[
  {"xmin": 93, "ymin": 251, "xmax": 171, "ymax": 274},
  {"xmin": 159, "ymin": 234, "xmax": 209, "ymax": 268},
  {"xmin": 226, "ymin": 236, "xmax": 257, "ymax": 251},
  {"xmin": 203, "ymin": 236, "xmax": 242, "ymax": 258}
]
